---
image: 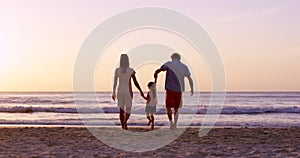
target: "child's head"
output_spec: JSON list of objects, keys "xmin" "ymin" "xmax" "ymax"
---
[{"xmin": 147, "ymin": 81, "xmax": 156, "ymax": 91}]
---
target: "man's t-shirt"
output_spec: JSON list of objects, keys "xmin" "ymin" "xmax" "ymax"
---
[{"xmin": 161, "ymin": 59, "xmax": 191, "ymax": 92}]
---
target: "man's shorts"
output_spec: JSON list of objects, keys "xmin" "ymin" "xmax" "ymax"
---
[
  {"xmin": 166, "ymin": 90, "xmax": 182, "ymax": 109},
  {"xmin": 117, "ymin": 92, "xmax": 132, "ymax": 107}
]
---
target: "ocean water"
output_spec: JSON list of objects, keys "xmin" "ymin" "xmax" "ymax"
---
[{"xmin": 0, "ymin": 92, "xmax": 299, "ymax": 127}]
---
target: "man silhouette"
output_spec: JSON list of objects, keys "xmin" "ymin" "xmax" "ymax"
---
[{"xmin": 154, "ymin": 53, "xmax": 194, "ymax": 129}]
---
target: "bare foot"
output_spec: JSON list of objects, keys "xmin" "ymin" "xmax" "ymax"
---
[
  {"xmin": 124, "ymin": 122, "xmax": 128, "ymax": 130},
  {"xmin": 169, "ymin": 121, "xmax": 174, "ymax": 129},
  {"xmin": 173, "ymin": 123, "xmax": 177, "ymax": 129}
]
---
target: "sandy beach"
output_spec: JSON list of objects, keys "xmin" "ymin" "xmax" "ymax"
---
[{"xmin": 0, "ymin": 127, "xmax": 299, "ymax": 157}]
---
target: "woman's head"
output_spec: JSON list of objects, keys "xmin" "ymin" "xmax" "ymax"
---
[{"xmin": 120, "ymin": 54, "xmax": 129, "ymax": 72}]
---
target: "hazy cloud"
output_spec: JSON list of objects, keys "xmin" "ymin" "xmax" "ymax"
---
[{"xmin": 220, "ymin": 6, "xmax": 281, "ymax": 22}]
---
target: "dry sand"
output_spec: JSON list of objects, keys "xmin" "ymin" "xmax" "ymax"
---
[{"xmin": 0, "ymin": 127, "xmax": 299, "ymax": 157}]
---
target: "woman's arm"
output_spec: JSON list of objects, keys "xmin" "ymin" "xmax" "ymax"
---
[
  {"xmin": 131, "ymin": 73, "xmax": 145, "ymax": 98},
  {"xmin": 112, "ymin": 71, "xmax": 118, "ymax": 101}
]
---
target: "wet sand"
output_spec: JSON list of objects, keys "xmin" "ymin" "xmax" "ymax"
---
[{"xmin": 0, "ymin": 127, "xmax": 299, "ymax": 157}]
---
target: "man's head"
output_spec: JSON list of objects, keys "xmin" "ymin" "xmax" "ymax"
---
[{"xmin": 171, "ymin": 53, "xmax": 181, "ymax": 61}]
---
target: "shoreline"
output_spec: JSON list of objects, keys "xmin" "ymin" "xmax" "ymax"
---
[{"xmin": 0, "ymin": 124, "xmax": 298, "ymax": 128}]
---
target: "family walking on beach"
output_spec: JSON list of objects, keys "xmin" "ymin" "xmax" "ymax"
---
[{"xmin": 112, "ymin": 53, "xmax": 193, "ymax": 130}]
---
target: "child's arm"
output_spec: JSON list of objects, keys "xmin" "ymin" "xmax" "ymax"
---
[{"xmin": 145, "ymin": 92, "xmax": 150, "ymax": 102}]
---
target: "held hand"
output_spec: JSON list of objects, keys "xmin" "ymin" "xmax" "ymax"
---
[
  {"xmin": 190, "ymin": 90, "xmax": 194, "ymax": 96},
  {"xmin": 140, "ymin": 91, "xmax": 148, "ymax": 100},
  {"xmin": 112, "ymin": 93, "xmax": 116, "ymax": 101},
  {"xmin": 142, "ymin": 96, "xmax": 147, "ymax": 100}
]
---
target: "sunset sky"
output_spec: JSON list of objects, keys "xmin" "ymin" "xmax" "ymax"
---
[{"xmin": 0, "ymin": 0, "xmax": 299, "ymax": 92}]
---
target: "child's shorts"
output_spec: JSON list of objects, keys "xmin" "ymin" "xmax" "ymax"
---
[{"xmin": 145, "ymin": 105, "xmax": 156, "ymax": 114}]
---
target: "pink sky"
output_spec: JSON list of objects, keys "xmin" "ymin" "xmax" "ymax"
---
[{"xmin": 0, "ymin": 0, "xmax": 299, "ymax": 91}]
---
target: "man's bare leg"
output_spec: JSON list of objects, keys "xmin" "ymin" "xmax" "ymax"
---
[
  {"xmin": 174, "ymin": 108, "xmax": 179, "ymax": 129},
  {"xmin": 166, "ymin": 108, "xmax": 174, "ymax": 128},
  {"xmin": 166, "ymin": 108, "xmax": 172, "ymax": 121}
]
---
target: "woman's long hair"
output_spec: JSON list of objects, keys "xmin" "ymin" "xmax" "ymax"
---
[{"xmin": 120, "ymin": 54, "xmax": 129, "ymax": 73}]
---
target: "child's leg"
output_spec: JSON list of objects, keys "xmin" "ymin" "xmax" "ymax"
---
[
  {"xmin": 151, "ymin": 114, "xmax": 154, "ymax": 130},
  {"xmin": 146, "ymin": 113, "xmax": 151, "ymax": 126}
]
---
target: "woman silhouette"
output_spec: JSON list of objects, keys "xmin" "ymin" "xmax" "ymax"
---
[{"xmin": 112, "ymin": 54, "xmax": 144, "ymax": 130}]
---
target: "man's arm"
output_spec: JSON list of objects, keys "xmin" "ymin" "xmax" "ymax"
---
[
  {"xmin": 154, "ymin": 67, "xmax": 164, "ymax": 80},
  {"xmin": 187, "ymin": 76, "xmax": 194, "ymax": 96}
]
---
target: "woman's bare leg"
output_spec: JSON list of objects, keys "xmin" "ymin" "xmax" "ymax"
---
[
  {"xmin": 119, "ymin": 107, "xmax": 125, "ymax": 129},
  {"xmin": 124, "ymin": 106, "xmax": 131, "ymax": 130}
]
